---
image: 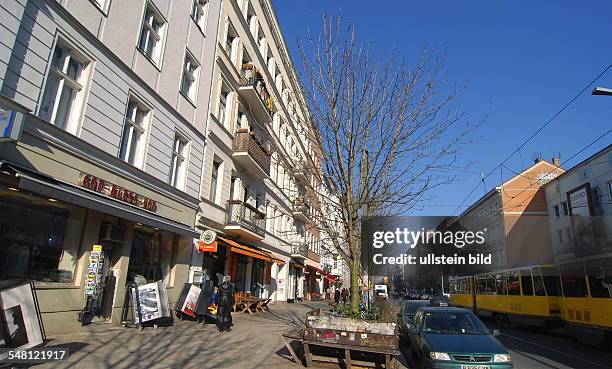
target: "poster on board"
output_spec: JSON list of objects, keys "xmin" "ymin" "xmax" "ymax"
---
[
  {"xmin": 180, "ymin": 284, "xmax": 202, "ymax": 318},
  {"xmin": 132, "ymin": 281, "xmax": 170, "ymax": 324}
]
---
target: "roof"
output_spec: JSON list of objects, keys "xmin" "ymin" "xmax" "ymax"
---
[
  {"xmin": 542, "ymin": 144, "xmax": 612, "ymax": 187},
  {"xmin": 416, "ymin": 306, "xmax": 472, "ymax": 313}
]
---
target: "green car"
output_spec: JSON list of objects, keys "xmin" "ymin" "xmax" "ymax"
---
[{"xmin": 406, "ymin": 307, "xmax": 513, "ymax": 369}]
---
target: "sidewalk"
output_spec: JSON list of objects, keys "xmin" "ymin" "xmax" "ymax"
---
[{"xmin": 31, "ymin": 301, "xmax": 407, "ymax": 369}]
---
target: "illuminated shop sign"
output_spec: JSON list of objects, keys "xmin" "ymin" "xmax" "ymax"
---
[{"xmin": 79, "ymin": 173, "xmax": 158, "ymax": 212}]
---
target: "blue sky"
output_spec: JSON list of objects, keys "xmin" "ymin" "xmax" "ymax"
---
[{"xmin": 273, "ymin": 1, "xmax": 612, "ymax": 215}]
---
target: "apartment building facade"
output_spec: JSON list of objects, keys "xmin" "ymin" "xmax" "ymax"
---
[
  {"xmin": 0, "ymin": 0, "xmax": 222, "ymax": 335},
  {"xmin": 543, "ymin": 145, "xmax": 612, "ymax": 263},
  {"xmin": 192, "ymin": 0, "xmax": 326, "ymax": 303}
]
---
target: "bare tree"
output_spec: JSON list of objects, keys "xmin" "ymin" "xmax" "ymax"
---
[{"xmin": 292, "ymin": 15, "xmax": 479, "ymax": 310}]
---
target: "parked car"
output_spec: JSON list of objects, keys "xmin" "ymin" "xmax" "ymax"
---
[
  {"xmin": 406, "ymin": 307, "xmax": 513, "ymax": 369},
  {"xmin": 429, "ymin": 294, "xmax": 451, "ymax": 307},
  {"xmin": 397, "ymin": 300, "xmax": 430, "ymax": 343}
]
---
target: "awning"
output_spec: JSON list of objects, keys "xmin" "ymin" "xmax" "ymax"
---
[
  {"xmin": 218, "ymin": 236, "xmax": 284, "ymax": 264},
  {"xmin": 5, "ymin": 164, "xmax": 199, "ymax": 237}
]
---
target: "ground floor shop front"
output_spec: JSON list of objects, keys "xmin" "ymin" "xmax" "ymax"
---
[{"xmin": 0, "ymin": 111, "xmax": 199, "ymax": 336}]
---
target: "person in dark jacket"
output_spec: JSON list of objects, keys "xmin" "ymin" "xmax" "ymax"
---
[
  {"xmin": 341, "ymin": 288, "xmax": 348, "ymax": 304},
  {"xmin": 334, "ymin": 289, "xmax": 341, "ymax": 304},
  {"xmin": 216, "ymin": 276, "xmax": 235, "ymax": 332}
]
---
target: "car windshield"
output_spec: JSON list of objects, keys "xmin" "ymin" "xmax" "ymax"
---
[
  {"xmin": 405, "ymin": 302, "xmax": 428, "ymax": 314},
  {"xmin": 423, "ymin": 312, "xmax": 489, "ymax": 335}
]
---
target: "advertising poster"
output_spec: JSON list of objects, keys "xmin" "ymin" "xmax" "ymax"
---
[
  {"xmin": 567, "ymin": 183, "xmax": 596, "ymax": 256},
  {"xmin": 0, "ymin": 281, "xmax": 44, "ymax": 358},
  {"xmin": 180, "ymin": 284, "xmax": 202, "ymax": 318}
]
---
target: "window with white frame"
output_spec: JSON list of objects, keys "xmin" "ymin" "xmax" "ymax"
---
[
  {"xmin": 91, "ymin": 0, "xmax": 109, "ymax": 13},
  {"xmin": 218, "ymin": 81, "xmax": 231, "ymax": 126},
  {"xmin": 119, "ymin": 97, "xmax": 149, "ymax": 167},
  {"xmin": 40, "ymin": 41, "xmax": 90, "ymax": 134},
  {"xmin": 209, "ymin": 158, "xmax": 222, "ymax": 203},
  {"xmin": 180, "ymin": 51, "xmax": 200, "ymax": 102},
  {"xmin": 170, "ymin": 134, "xmax": 189, "ymax": 189},
  {"xmin": 225, "ymin": 23, "xmax": 237, "ymax": 61},
  {"xmin": 138, "ymin": 3, "xmax": 165, "ymax": 64},
  {"xmin": 191, "ymin": 0, "xmax": 209, "ymax": 31}
]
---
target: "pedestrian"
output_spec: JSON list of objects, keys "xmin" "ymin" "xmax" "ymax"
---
[
  {"xmin": 334, "ymin": 288, "xmax": 341, "ymax": 304},
  {"xmin": 341, "ymin": 288, "xmax": 348, "ymax": 304},
  {"xmin": 216, "ymin": 275, "xmax": 234, "ymax": 332}
]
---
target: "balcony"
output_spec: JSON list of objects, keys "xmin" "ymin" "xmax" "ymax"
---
[
  {"xmin": 291, "ymin": 243, "xmax": 308, "ymax": 259},
  {"xmin": 292, "ymin": 197, "xmax": 311, "ymax": 222},
  {"xmin": 225, "ymin": 200, "xmax": 266, "ymax": 240},
  {"xmin": 232, "ymin": 129, "xmax": 271, "ymax": 178},
  {"xmin": 238, "ymin": 64, "xmax": 274, "ymax": 124},
  {"xmin": 308, "ymin": 250, "xmax": 321, "ymax": 263},
  {"xmin": 294, "ymin": 160, "xmax": 310, "ymax": 184}
]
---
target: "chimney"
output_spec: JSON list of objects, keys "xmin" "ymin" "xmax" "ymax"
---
[
  {"xmin": 532, "ymin": 152, "xmax": 542, "ymax": 164},
  {"xmin": 552, "ymin": 152, "xmax": 561, "ymax": 167}
]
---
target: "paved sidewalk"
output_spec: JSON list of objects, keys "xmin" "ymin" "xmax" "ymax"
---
[{"xmin": 31, "ymin": 302, "xmax": 407, "ymax": 369}]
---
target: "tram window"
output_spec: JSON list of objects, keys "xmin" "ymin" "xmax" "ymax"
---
[
  {"xmin": 520, "ymin": 269, "xmax": 533, "ymax": 296},
  {"xmin": 507, "ymin": 272, "xmax": 520, "ymax": 295},
  {"xmin": 533, "ymin": 272, "xmax": 546, "ymax": 296},
  {"xmin": 485, "ymin": 274, "xmax": 496, "ymax": 295},
  {"xmin": 586, "ymin": 258, "xmax": 612, "ymax": 298},
  {"xmin": 476, "ymin": 275, "xmax": 486, "ymax": 294},
  {"xmin": 495, "ymin": 273, "xmax": 506, "ymax": 295},
  {"xmin": 560, "ymin": 263, "xmax": 588, "ymax": 298},
  {"xmin": 542, "ymin": 268, "xmax": 561, "ymax": 297}
]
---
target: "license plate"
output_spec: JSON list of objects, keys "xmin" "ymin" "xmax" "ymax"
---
[{"xmin": 460, "ymin": 366, "xmax": 490, "ymax": 369}]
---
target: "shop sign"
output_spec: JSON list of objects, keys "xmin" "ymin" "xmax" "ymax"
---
[
  {"xmin": 0, "ymin": 109, "xmax": 24, "ymax": 142},
  {"xmin": 79, "ymin": 173, "xmax": 157, "ymax": 212},
  {"xmin": 197, "ymin": 240, "xmax": 218, "ymax": 252}
]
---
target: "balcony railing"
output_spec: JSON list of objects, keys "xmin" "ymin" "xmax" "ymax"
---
[
  {"xmin": 291, "ymin": 243, "xmax": 308, "ymax": 258},
  {"xmin": 239, "ymin": 64, "xmax": 274, "ymax": 116},
  {"xmin": 292, "ymin": 197, "xmax": 311, "ymax": 222},
  {"xmin": 232, "ymin": 129, "xmax": 271, "ymax": 177},
  {"xmin": 225, "ymin": 200, "xmax": 266, "ymax": 237}
]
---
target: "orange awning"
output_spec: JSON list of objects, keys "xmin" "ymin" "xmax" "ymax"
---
[{"xmin": 218, "ymin": 236, "xmax": 284, "ymax": 264}]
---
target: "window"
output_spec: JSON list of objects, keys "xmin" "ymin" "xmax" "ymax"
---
[
  {"xmin": 119, "ymin": 97, "xmax": 148, "ymax": 166},
  {"xmin": 209, "ymin": 159, "xmax": 221, "ymax": 203},
  {"xmin": 553, "ymin": 204, "xmax": 560, "ymax": 218},
  {"xmin": 181, "ymin": 51, "xmax": 200, "ymax": 102},
  {"xmin": 506, "ymin": 272, "xmax": 520, "ymax": 295},
  {"xmin": 128, "ymin": 227, "xmax": 176, "ymax": 284},
  {"xmin": 191, "ymin": 0, "xmax": 209, "ymax": 31},
  {"xmin": 560, "ymin": 263, "xmax": 588, "ymax": 298},
  {"xmin": 91, "ymin": 0, "xmax": 109, "ymax": 13},
  {"xmin": 218, "ymin": 83, "xmax": 230, "ymax": 126},
  {"xmin": 586, "ymin": 258, "xmax": 612, "ymax": 298},
  {"xmin": 561, "ymin": 201, "xmax": 569, "ymax": 216},
  {"xmin": 169, "ymin": 134, "xmax": 188, "ymax": 189},
  {"xmin": 138, "ymin": 3, "xmax": 165, "ymax": 64},
  {"xmin": 225, "ymin": 23, "xmax": 237, "ymax": 61},
  {"xmin": 40, "ymin": 42, "xmax": 89, "ymax": 133},
  {"xmin": 520, "ymin": 270, "xmax": 533, "ymax": 296}
]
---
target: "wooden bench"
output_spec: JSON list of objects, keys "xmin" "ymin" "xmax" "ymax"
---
[
  {"xmin": 281, "ymin": 328, "xmax": 399, "ymax": 369},
  {"xmin": 233, "ymin": 292, "xmax": 248, "ymax": 313}
]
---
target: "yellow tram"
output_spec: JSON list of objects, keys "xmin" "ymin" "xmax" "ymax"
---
[
  {"xmin": 557, "ymin": 254, "xmax": 612, "ymax": 346},
  {"xmin": 449, "ymin": 265, "xmax": 562, "ymax": 328}
]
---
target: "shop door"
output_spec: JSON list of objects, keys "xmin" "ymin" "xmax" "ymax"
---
[{"xmin": 98, "ymin": 243, "xmax": 121, "ymax": 320}]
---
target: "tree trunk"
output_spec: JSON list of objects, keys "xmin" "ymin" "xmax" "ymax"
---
[{"xmin": 350, "ymin": 257, "xmax": 360, "ymax": 310}]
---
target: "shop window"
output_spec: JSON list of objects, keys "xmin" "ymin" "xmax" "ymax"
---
[
  {"xmin": 169, "ymin": 133, "xmax": 188, "ymax": 189},
  {"xmin": 138, "ymin": 2, "xmax": 166, "ymax": 65},
  {"xmin": 127, "ymin": 228, "xmax": 175, "ymax": 284},
  {"xmin": 191, "ymin": 0, "xmax": 209, "ymax": 32},
  {"xmin": 586, "ymin": 258, "xmax": 612, "ymax": 298},
  {"xmin": 250, "ymin": 259, "xmax": 265, "ymax": 297},
  {"xmin": 180, "ymin": 50, "xmax": 200, "ymax": 103},
  {"xmin": 234, "ymin": 254, "xmax": 248, "ymax": 292},
  {"xmin": 39, "ymin": 40, "xmax": 90, "ymax": 134},
  {"xmin": 0, "ymin": 186, "xmax": 84, "ymax": 283},
  {"xmin": 119, "ymin": 97, "xmax": 149, "ymax": 167}
]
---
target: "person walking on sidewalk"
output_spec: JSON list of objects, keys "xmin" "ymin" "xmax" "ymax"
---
[
  {"xmin": 341, "ymin": 288, "xmax": 348, "ymax": 304},
  {"xmin": 217, "ymin": 276, "xmax": 234, "ymax": 332},
  {"xmin": 334, "ymin": 288, "xmax": 341, "ymax": 304}
]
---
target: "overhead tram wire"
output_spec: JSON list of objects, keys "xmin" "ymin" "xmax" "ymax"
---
[{"xmin": 452, "ymin": 62, "xmax": 612, "ymax": 215}]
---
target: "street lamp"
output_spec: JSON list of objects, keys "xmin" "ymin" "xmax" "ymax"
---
[{"xmin": 591, "ymin": 86, "xmax": 612, "ymax": 96}]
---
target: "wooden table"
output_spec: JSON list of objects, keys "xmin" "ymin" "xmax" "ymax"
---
[{"xmin": 281, "ymin": 328, "xmax": 399, "ymax": 369}]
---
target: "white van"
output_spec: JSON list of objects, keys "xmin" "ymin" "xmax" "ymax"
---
[{"xmin": 374, "ymin": 284, "xmax": 388, "ymax": 299}]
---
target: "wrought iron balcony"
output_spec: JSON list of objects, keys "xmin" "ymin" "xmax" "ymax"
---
[
  {"xmin": 225, "ymin": 200, "xmax": 266, "ymax": 240},
  {"xmin": 292, "ymin": 197, "xmax": 311, "ymax": 222},
  {"xmin": 238, "ymin": 64, "xmax": 274, "ymax": 124},
  {"xmin": 232, "ymin": 129, "xmax": 271, "ymax": 178},
  {"xmin": 291, "ymin": 243, "xmax": 308, "ymax": 259},
  {"xmin": 293, "ymin": 160, "xmax": 310, "ymax": 184}
]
